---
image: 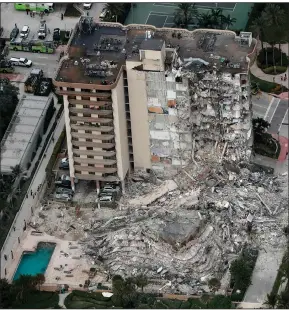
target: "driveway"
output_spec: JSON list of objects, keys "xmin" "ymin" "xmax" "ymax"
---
[{"xmin": 243, "ymin": 249, "xmax": 285, "ymax": 304}]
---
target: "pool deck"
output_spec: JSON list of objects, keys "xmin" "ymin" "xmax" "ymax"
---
[{"xmin": 6, "ymin": 230, "xmax": 106, "ymax": 289}]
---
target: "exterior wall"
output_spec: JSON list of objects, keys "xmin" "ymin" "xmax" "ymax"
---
[
  {"xmin": 63, "ymin": 90, "xmax": 75, "ymax": 179},
  {"xmin": 126, "ymin": 60, "xmax": 151, "ymax": 170},
  {"xmin": 111, "ymin": 72, "xmax": 130, "ymax": 181},
  {"xmin": 141, "ymin": 49, "xmax": 165, "ymax": 72}
]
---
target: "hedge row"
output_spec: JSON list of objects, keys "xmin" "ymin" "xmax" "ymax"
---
[
  {"xmin": 262, "ymin": 66, "xmax": 287, "ymax": 75},
  {"xmin": 64, "ymin": 290, "xmax": 233, "ymax": 309},
  {"xmin": 250, "ymin": 71, "xmax": 287, "ymax": 94}
]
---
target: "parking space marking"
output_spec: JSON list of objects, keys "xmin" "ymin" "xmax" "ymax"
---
[
  {"xmin": 269, "ymin": 98, "xmax": 280, "ymax": 123},
  {"xmin": 264, "ymin": 97, "xmax": 274, "ymax": 120},
  {"xmin": 38, "ymin": 56, "xmax": 49, "ymax": 59},
  {"xmin": 253, "ymin": 112, "xmax": 265, "ymax": 118},
  {"xmin": 278, "ymin": 109, "xmax": 288, "ymax": 132},
  {"xmin": 252, "ymin": 103, "xmax": 268, "ymax": 110}
]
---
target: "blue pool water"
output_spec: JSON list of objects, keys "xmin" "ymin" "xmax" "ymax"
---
[{"xmin": 13, "ymin": 242, "xmax": 56, "ymax": 281}]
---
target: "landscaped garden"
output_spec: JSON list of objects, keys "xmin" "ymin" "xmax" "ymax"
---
[
  {"xmin": 252, "ymin": 118, "xmax": 281, "ymax": 159},
  {"xmin": 257, "ymin": 47, "xmax": 288, "ymax": 75}
]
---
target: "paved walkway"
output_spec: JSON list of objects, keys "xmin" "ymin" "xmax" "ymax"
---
[
  {"xmin": 243, "ymin": 249, "xmax": 285, "ymax": 305},
  {"xmin": 59, "ymin": 292, "xmax": 70, "ymax": 308}
]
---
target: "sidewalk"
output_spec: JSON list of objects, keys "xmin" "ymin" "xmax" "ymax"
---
[
  {"xmin": 250, "ymin": 61, "xmax": 289, "ymax": 88},
  {"xmin": 271, "ymin": 134, "xmax": 289, "ymax": 162}
]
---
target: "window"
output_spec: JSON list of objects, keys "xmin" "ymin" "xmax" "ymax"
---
[{"xmin": 87, "ymin": 147, "xmax": 93, "ymax": 150}]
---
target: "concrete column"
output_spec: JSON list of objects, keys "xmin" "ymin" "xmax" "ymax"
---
[
  {"xmin": 121, "ymin": 180, "xmax": 125, "ymax": 194},
  {"xmin": 96, "ymin": 180, "xmax": 100, "ymax": 194}
]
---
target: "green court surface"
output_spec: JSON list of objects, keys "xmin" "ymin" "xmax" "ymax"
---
[{"xmin": 126, "ymin": 3, "xmax": 252, "ymax": 30}]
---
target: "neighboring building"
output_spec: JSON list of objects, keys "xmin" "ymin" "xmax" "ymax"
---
[
  {"xmin": 0, "ymin": 94, "xmax": 54, "ymax": 174},
  {"xmin": 53, "ymin": 17, "xmax": 256, "ymax": 188}
]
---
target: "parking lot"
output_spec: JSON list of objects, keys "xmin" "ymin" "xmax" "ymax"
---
[{"xmin": 1, "ymin": 3, "xmax": 78, "ymax": 40}]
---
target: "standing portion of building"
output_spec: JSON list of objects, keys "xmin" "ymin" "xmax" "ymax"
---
[{"xmin": 53, "ymin": 17, "xmax": 256, "ymax": 186}]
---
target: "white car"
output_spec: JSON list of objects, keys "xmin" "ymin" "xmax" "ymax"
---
[
  {"xmin": 20, "ymin": 25, "xmax": 30, "ymax": 38},
  {"xmin": 9, "ymin": 57, "xmax": 32, "ymax": 67},
  {"xmin": 83, "ymin": 3, "xmax": 92, "ymax": 9}
]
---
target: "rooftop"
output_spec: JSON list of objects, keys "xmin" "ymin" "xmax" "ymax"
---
[
  {"xmin": 0, "ymin": 95, "xmax": 53, "ymax": 173},
  {"xmin": 55, "ymin": 20, "xmax": 255, "ymax": 86}
]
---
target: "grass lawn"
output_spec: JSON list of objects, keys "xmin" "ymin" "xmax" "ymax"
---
[
  {"xmin": 64, "ymin": 4, "xmax": 81, "ymax": 17},
  {"xmin": 250, "ymin": 72, "xmax": 288, "ymax": 94}
]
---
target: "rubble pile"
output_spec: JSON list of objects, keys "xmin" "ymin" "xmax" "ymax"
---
[{"xmin": 83, "ymin": 163, "xmax": 287, "ymax": 294}]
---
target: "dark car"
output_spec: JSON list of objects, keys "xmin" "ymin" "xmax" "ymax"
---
[
  {"xmin": 53, "ymin": 28, "xmax": 60, "ymax": 41},
  {"xmin": 10, "ymin": 27, "xmax": 19, "ymax": 40}
]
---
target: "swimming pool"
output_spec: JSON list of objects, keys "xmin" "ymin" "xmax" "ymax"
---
[{"xmin": 13, "ymin": 242, "xmax": 56, "ymax": 281}]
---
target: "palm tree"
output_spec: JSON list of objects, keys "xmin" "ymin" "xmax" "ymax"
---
[
  {"xmin": 250, "ymin": 15, "xmax": 268, "ymax": 66},
  {"xmin": 134, "ymin": 274, "xmax": 148, "ymax": 292},
  {"xmin": 197, "ymin": 12, "xmax": 213, "ymax": 28},
  {"xmin": 34, "ymin": 274, "xmax": 45, "ymax": 290},
  {"xmin": 104, "ymin": 3, "xmax": 125, "ymax": 22},
  {"xmin": 210, "ymin": 8, "xmax": 223, "ymax": 28},
  {"xmin": 263, "ymin": 4, "xmax": 285, "ymax": 28},
  {"xmin": 264, "ymin": 292, "xmax": 278, "ymax": 309},
  {"xmin": 174, "ymin": 3, "xmax": 198, "ymax": 29},
  {"xmin": 223, "ymin": 14, "xmax": 236, "ymax": 29}
]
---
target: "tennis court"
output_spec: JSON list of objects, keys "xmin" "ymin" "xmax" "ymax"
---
[
  {"xmin": 146, "ymin": 12, "xmax": 175, "ymax": 28},
  {"xmin": 125, "ymin": 3, "xmax": 251, "ymax": 30},
  {"xmin": 154, "ymin": 3, "xmax": 237, "ymax": 11}
]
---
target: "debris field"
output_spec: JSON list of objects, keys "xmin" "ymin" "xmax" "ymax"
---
[{"xmin": 32, "ymin": 159, "xmax": 288, "ymax": 295}]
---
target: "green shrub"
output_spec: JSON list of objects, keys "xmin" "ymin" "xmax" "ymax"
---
[
  {"xmin": 262, "ymin": 66, "xmax": 287, "ymax": 75},
  {"xmin": 13, "ymin": 291, "xmax": 59, "ymax": 309},
  {"xmin": 207, "ymin": 295, "xmax": 232, "ymax": 309},
  {"xmin": 230, "ymin": 247, "xmax": 259, "ymax": 301},
  {"xmin": 161, "ymin": 299, "xmax": 182, "ymax": 308},
  {"xmin": 179, "ymin": 300, "xmax": 192, "ymax": 308},
  {"xmin": 250, "ymin": 71, "xmax": 287, "ymax": 94}
]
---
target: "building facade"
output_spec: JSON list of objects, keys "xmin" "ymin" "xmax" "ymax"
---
[{"xmin": 53, "ymin": 17, "xmax": 256, "ymax": 187}]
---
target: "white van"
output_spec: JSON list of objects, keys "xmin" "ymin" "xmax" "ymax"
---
[{"xmin": 9, "ymin": 57, "xmax": 32, "ymax": 67}]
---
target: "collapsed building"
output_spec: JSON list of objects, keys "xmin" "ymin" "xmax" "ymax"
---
[
  {"xmin": 48, "ymin": 21, "xmax": 289, "ymax": 294},
  {"xmin": 53, "ymin": 18, "xmax": 255, "ymax": 187}
]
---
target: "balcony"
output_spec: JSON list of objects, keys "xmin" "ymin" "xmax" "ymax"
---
[
  {"xmin": 56, "ymin": 89, "xmax": 111, "ymax": 98},
  {"xmin": 70, "ymin": 124, "xmax": 114, "ymax": 132},
  {"xmin": 74, "ymin": 165, "xmax": 117, "ymax": 173},
  {"xmin": 70, "ymin": 116, "xmax": 112, "ymax": 124},
  {"xmin": 73, "ymin": 157, "xmax": 117, "ymax": 165},
  {"xmin": 69, "ymin": 99, "xmax": 112, "ymax": 107},
  {"xmin": 73, "ymin": 149, "xmax": 116, "ymax": 157},
  {"xmin": 74, "ymin": 173, "xmax": 119, "ymax": 181},
  {"xmin": 69, "ymin": 108, "xmax": 113, "ymax": 115},
  {"xmin": 71, "ymin": 132, "xmax": 114, "ymax": 140},
  {"xmin": 72, "ymin": 141, "xmax": 115, "ymax": 149}
]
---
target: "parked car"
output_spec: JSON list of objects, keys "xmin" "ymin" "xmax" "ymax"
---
[
  {"xmin": 38, "ymin": 23, "xmax": 47, "ymax": 39},
  {"xmin": 55, "ymin": 175, "xmax": 71, "ymax": 188},
  {"xmin": 10, "ymin": 27, "xmax": 19, "ymax": 40},
  {"xmin": 9, "ymin": 57, "xmax": 32, "ymax": 67},
  {"xmin": 53, "ymin": 28, "xmax": 60, "ymax": 41},
  {"xmin": 83, "ymin": 3, "xmax": 92, "ymax": 9},
  {"xmin": 55, "ymin": 193, "xmax": 72, "ymax": 201},
  {"xmin": 101, "ymin": 185, "xmax": 120, "ymax": 193},
  {"xmin": 59, "ymin": 158, "xmax": 69, "ymax": 170},
  {"xmin": 56, "ymin": 187, "xmax": 74, "ymax": 196},
  {"xmin": 20, "ymin": 25, "xmax": 30, "ymax": 39}
]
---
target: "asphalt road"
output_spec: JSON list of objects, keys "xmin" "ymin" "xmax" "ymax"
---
[
  {"xmin": 252, "ymin": 93, "xmax": 288, "ymax": 137},
  {"xmin": 8, "ymin": 50, "xmax": 60, "ymax": 79}
]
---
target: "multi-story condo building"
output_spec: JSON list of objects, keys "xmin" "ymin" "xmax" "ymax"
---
[{"xmin": 53, "ymin": 17, "xmax": 256, "ymax": 190}]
